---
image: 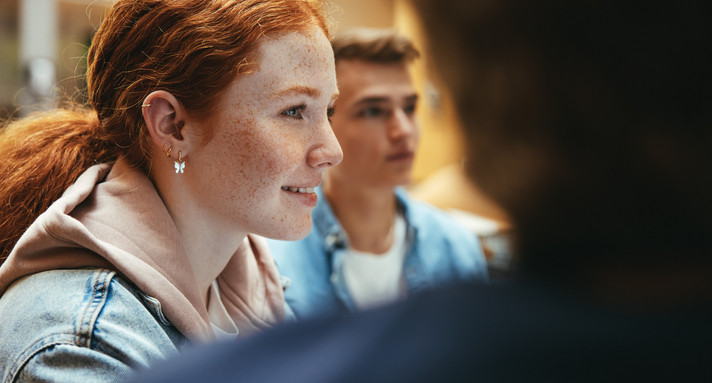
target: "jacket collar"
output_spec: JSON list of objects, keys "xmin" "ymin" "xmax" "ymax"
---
[
  {"xmin": 312, "ymin": 186, "xmax": 347, "ymax": 251},
  {"xmin": 312, "ymin": 186, "xmax": 417, "ymax": 253}
]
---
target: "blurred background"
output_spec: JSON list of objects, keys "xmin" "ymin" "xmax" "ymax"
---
[{"xmin": 0, "ymin": 0, "xmax": 513, "ymax": 275}]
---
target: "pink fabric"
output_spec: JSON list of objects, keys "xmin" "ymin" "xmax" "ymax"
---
[
  {"xmin": 217, "ymin": 235, "xmax": 286, "ymax": 336},
  {"xmin": 0, "ymin": 159, "xmax": 285, "ymax": 342}
]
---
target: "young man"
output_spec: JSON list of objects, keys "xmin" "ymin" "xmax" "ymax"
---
[{"xmin": 268, "ymin": 28, "xmax": 489, "ymax": 319}]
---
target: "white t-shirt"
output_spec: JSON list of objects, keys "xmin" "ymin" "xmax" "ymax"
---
[
  {"xmin": 207, "ymin": 280, "xmax": 239, "ymax": 340},
  {"xmin": 342, "ymin": 213, "xmax": 408, "ymax": 310}
]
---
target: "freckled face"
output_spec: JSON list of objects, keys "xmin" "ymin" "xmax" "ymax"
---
[
  {"xmin": 328, "ymin": 60, "xmax": 419, "ymax": 189},
  {"xmin": 185, "ymin": 26, "xmax": 342, "ymax": 240}
]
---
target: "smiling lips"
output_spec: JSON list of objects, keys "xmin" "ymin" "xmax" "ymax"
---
[
  {"xmin": 281, "ymin": 186, "xmax": 316, "ymax": 193},
  {"xmin": 281, "ymin": 185, "xmax": 318, "ymax": 207}
]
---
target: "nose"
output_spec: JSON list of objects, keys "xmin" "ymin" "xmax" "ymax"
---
[
  {"xmin": 388, "ymin": 108, "xmax": 417, "ymax": 141},
  {"xmin": 307, "ymin": 119, "xmax": 343, "ymax": 169}
]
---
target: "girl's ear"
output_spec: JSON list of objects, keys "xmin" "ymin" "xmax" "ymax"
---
[{"xmin": 142, "ymin": 90, "xmax": 192, "ymax": 156}]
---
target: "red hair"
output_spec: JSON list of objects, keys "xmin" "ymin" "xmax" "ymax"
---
[{"xmin": 0, "ymin": 0, "xmax": 329, "ymax": 263}]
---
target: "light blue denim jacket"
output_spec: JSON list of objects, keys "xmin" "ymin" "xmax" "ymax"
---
[
  {"xmin": 269, "ymin": 187, "xmax": 489, "ymax": 320},
  {"xmin": 0, "ymin": 268, "xmax": 185, "ymax": 383}
]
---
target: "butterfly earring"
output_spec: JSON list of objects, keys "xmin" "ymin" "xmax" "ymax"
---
[{"xmin": 174, "ymin": 151, "xmax": 185, "ymax": 174}]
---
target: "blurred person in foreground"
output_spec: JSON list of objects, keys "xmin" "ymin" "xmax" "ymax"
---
[
  {"xmin": 128, "ymin": 1, "xmax": 712, "ymax": 382},
  {"xmin": 268, "ymin": 28, "xmax": 488, "ymax": 320}
]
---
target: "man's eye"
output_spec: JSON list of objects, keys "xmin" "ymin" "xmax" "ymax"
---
[
  {"xmin": 283, "ymin": 105, "xmax": 305, "ymax": 119},
  {"xmin": 360, "ymin": 107, "xmax": 383, "ymax": 117},
  {"xmin": 404, "ymin": 103, "xmax": 417, "ymax": 115}
]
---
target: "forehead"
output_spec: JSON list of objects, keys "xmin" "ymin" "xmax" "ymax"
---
[
  {"xmin": 335, "ymin": 60, "xmax": 415, "ymax": 101},
  {"xmin": 227, "ymin": 26, "xmax": 337, "ymax": 100}
]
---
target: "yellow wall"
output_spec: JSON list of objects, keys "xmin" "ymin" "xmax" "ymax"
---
[
  {"xmin": 326, "ymin": 0, "xmax": 395, "ymax": 33},
  {"xmin": 393, "ymin": 0, "xmax": 465, "ymax": 183}
]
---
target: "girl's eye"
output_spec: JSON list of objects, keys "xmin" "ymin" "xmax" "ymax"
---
[
  {"xmin": 327, "ymin": 107, "xmax": 335, "ymax": 123},
  {"xmin": 283, "ymin": 105, "xmax": 305, "ymax": 119}
]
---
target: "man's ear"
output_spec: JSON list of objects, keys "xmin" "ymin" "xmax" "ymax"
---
[{"xmin": 142, "ymin": 90, "xmax": 190, "ymax": 157}]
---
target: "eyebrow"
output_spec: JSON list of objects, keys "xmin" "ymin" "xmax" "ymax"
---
[
  {"xmin": 272, "ymin": 86, "xmax": 321, "ymax": 99},
  {"xmin": 354, "ymin": 94, "xmax": 419, "ymax": 107}
]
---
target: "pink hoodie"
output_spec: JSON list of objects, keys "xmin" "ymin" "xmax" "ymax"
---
[{"xmin": 0, "ymin": 158, "xmax": 285, "ymax": 342}]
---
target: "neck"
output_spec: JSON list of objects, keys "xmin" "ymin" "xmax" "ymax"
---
[
  {"xmin": 324, "ymin": 177, "xmax": 398, "ymax": 254},
  {"xmin": 153, "ymin": 168, "xmax": 245, "ymax": 304}
]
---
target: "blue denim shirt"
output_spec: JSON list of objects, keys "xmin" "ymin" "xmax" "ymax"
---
[
  {"xmin": 0, "ymin": 268, "xmax": 187, "ymax": 382},
  {"xmin": 269, "ymin": 187, "xmax": 489, "ymax": 320}
]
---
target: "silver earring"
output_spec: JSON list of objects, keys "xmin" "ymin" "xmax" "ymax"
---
[{"xmin": 174, "ymin": 151, "xmax": 185, "ymax": 174}]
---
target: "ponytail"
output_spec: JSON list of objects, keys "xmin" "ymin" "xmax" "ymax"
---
[{"xmin": 0, "ymin": 108, "xmax": 117, "ymax": 263}]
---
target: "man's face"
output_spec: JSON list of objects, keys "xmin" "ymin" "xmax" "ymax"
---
[{"xmin": 327, "ymin": 59, "xmax": 419, "ymax": 190}]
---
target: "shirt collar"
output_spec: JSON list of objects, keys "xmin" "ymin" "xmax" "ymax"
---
[{"xmin": 312, "ymin": 186, "xmax": 419, "ymax": 251}]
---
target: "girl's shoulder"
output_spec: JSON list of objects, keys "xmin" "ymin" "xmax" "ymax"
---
[{"xmin": 0, "ymin": 268, "xmax": 184, "ymax": 381}]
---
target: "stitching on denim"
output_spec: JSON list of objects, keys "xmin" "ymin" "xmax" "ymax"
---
[
  {"xmin": 138, "ymin": 294, "xmax": 172, "ymax": 326},
  {"xmin": 76, "ymin": 269, "xmax": 115, "ymax": 348},
  {"xmin": 4, "ymin": 336, "xmax": 75, "ymax": 383},
  {"xmin": 113, "ymin": 276, "xmax": 174, "ymax": 328}
]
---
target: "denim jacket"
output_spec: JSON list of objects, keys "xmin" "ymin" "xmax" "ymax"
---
[
  {"xmin": 0, "ymin": 268, "xmax": 185, "ymax": 383},
  {"xmin": 269, "ymin": 187, "xmax": 489, "ymax": 319}
]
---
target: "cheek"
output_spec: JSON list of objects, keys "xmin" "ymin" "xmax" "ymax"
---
[
  {"xmin": 335, "ymin": 124, "xmax": 365, "ymax": 150},
  {"xmin": 223, "ymin": 126, "xmax": 303, "ymax": 193},
  {"xmin": 340, "ymin": 139, "xmax": 363, "ymax": 162},
  {"xmin": 200, "ymin": 117, "xmax": 267, "ymax": 206}
]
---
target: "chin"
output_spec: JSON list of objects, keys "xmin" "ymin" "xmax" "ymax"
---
[
  {"xmin": 265, "ymin": 219, "xmax": 312, "ymax": 241},
  {"xmin": 390, "ymin": 175, "xmax": 412, "ymax": 188},
  {"xmin": 282, "ymin": 229, "xmax": 311, "ymax": 241}
]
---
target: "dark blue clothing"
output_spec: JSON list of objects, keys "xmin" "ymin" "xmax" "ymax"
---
[{"xmin": 127, "ymin": 280, "xmax": 712, "ymax": 382}]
